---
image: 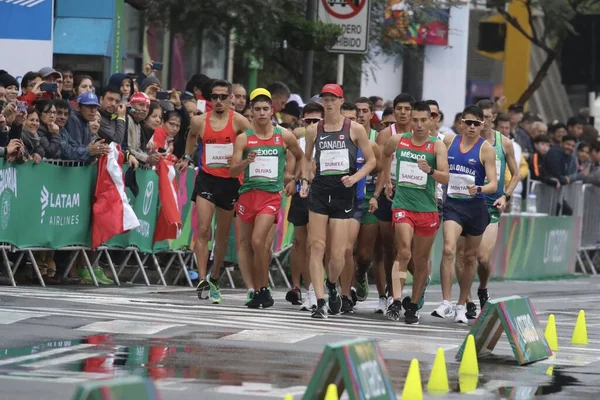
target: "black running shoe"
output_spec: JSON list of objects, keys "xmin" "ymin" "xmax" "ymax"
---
[
  {"xmin": 311, "ymin": 299, "xmax": 327, "ymax": 319},
  {"xmin": 326, "ymin": 279, "xmax": 342, "ymax": 315},
  {"xmin": 404, "ymin": 302, "xmax": 419, "ymax": 325},
  {"xmin": 402, "ymin": 296, "xmax": 411, "ymax": 311},
  {"xmin": 341, "ymin": 295, "xmax": 354, "ymax": 314},
  {"xmin": 196, "ymin": 279, "xmax": 210, "ymax": 300},
  {"xmin": 247, "ymin": 290, "xmax": 262, "ymax": 309},
  {"xmin": 478, "ymin": 288, "xmax": 490, "ymax": 309},
  {"xmin": 386, "ymin": 299, "xmax": 402, "ymax": 321},
  {"xmin": 261, "ymin": 287, "xmax": 274, "ymax": 308},
  {"xmin": 285, "ymin": 287, "xmax": 302, "ymax": 305},
  {"xmin": 350, "ymin": 287, "xmax": 358, "ymax": 306},
  {"xmin": 466, "ymin": 301, "xmax": 477, "ymax": 319}
]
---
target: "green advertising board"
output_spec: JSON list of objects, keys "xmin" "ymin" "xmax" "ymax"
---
[
  {"xmin": 456, "ymin": 296, "xmax": 552, "ymax": 365},
  {"xmin": 71, "ymin": 376, "xmax": 158, "ymax": 400},
  {"xmin": 303, "ymin": 338, "xmax": 396, "ymax": 400}
]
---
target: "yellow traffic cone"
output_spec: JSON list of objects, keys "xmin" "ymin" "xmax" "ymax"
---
[
  {"xmin": 427, "ymin": 348, "xmax": 449, "ymax": 394},
  {"xmin": 283, "ymin": 395, "xmax": 294, "ymax": 400},
  {"xmin": 402, "ymin": 359, "xmax": 423, "ymax": 400},
  {"xmin": 571, "ymin": 310, "xmax": 589, "ymax": 345},
  {"xmin": 546, "ymin": 366, "xmax": 554, "ymax": 376},
  {"xmin": 545, "ymin": 314, "xmax": 559, "ymax": 351},
  {"xmin": 458, "ymin": 374, "xmax": 478, "ymax": 393},
  {"xmin": 458, "ymin": 334, "xmax": 479, "ymax": 376},
  {"xmin": 324, "ymin": 383, "xmax": 338, "ymax": 400}
]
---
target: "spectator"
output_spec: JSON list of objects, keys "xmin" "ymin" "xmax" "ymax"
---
[
  {"xmin": 90, "ymin": 111, "xmax": 101, "ymax": 138},
  {"xmin": 34, "ymin": 100, "xmax": 61, "ymax": 159},
  {"xmin": 548, "ymin": 122, "xmax": 567, "ymax": 147},
  {"xmin": 507, "ymin": 103, "xmax": 524, "ymax": 134},
  {"xmin": 127, "ymin": 92, "xmax": 159, "ymax": 166},
  {"xmin": 581, "ymin": 125, "xmax": 599, "ymax": 145},
  {"xmin": 242, "ymin": 105, "xmax": 252, "ymax": 122},
  {"xmin": 140, "ymin": 76, "xmax": 161, "ymax": 100},
  {"xmin": 73, "ymin": 75, "xmax": 94, "ymax": 97},
  {"xmin": 55, "ymin": 65, "xmax": 74, "ymax": 100},
  {"xmin": 533, "ymin": 121, "xmax": 548, "ymax": 137},
  {"xmin": 567, "ymin": 116, "xmax": 585, "ymax": 142},
  {"xmin": 530, "ymin": 135, "xmax": 552, "ymax": 183},
  {"xmin": 185, "ymin": 73, "xmax": 213, "ymax": 113},
  {"xmin": 142, "ymin": 101, "xmax": 163, "ymax": 146},
  {"xmin": 0, "ymin": 70, "xmax": 19, "ymax": 102},
  {"xmin": 513, "ymin": 112, "xmax": 536, "ymax": 160},
  {"xmin": 108, "ymin": 73, "xmax": 134, "ymax": 101},
  {"xmin": 19, "ymin": 108, "xmax": 44, "ymax": 163},
  {"xmin": 582, "ymin": 141, "xmax": 600, "ymax": 186},
  {"xmin": 544, "ymin": 134, "xmax": 578, "ymax": 187},
  {"xmin": 576, "ymin": 142, "xmax": 591, "ymax": 173},
  {"xmin": 1, "ymin": 138, "xmax": 22, "ymax": 162},
  {"xmin": 39, "ymin": 67, "xmax": 62, "ymax": 100},
  {"xmin": 54, "ymin": 99, "xmax": 102, "ymax": 162},
  {"xmin": 232, "ymin": 83, "xmax": 247, "ymax": 113},
  {"xmin": 97, "ymin": 85, "xmax": 126, "ymax": 145},
  {"xmin": 180, "ymin": 91, "xmax": 198, "ymax": 116},
  {"xmin": 66, "ymin": 92, "xmax": 99, "ymax": 147},
  {"xmin": 148, "ymin": 110, "xmax": 182, "ymax": 156},
  {"xmin": 18, "ymin": 71, "xmax": 43, "ymax": 107}
]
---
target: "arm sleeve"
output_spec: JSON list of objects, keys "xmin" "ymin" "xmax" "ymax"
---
[
  {"xmin": 59, "ymin": 131, "xmax": 92, "ymax": 162},
  {"xmin": 40, "ymin": 134, "xmax": 62, "ymax": 159}
]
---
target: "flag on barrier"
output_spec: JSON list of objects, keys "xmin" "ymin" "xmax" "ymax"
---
[{"xmin": 153, "ymin": 158, "xmax": 181, "ymax": 243}]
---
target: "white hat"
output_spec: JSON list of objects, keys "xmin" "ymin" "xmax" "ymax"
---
[{"xmin": 287, "ymin": 93, "xmax": 305, "ymax": 108}]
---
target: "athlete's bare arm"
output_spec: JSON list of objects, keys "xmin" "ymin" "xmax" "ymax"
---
[
  {"xmin": 443, "ymin": 132, "xmax": 456, "ymax": 148},
  {"xmin": 344, "ymin": 122, "xmax": 375, "ymax": 187},
  {"xmin": 371, "ymin": 141, "xmax": 382, "ymax": 175},
  {"xmin": 229, "ymin": 133, "xmax": 251, "ymax": 177},
  {"xmin": 177, "ymin": 114, "xmax": 206, "ymax": 172},
  {"xmin": 300, "ymin": 124, "xmax": 317, "ymax": 197},
  {"xmin": 479, "ymin": 142, "xmax": 498, "ymax": 195},
  {"xmin": 283, "ymin": 129, "xmax": 304, "ymax": 186},
  {"xmin": 292, "ymin": 127, "xmax": 306, "ymax": 140},
  {"xmin": 233, "ymin": 112, "xmax": 252, "ymax": 134},
  {"xmin": 502, "ymin": 135, "xmax": 520, "ymax": 196},
  {"xmin": 432, "ymin": 139, "xmax": 450, "ymax": 184},
  {"xmin": 372, "ymin": 126, "xmax": 392, "ymax": 195}
]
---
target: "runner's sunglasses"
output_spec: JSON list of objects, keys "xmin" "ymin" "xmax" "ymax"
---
[
  {"xmin": 210, "ymin": 94, "xmax": 229, "ymax": 101},
  {"xmin": 462, "ymin": 119, "xmax": 482, "ymax": 127},
  {"xmin": 303, "ymin": 118, "xmax": 322, "ymax": 125}
]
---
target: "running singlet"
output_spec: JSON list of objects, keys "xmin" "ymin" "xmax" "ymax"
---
[
  {"xmin": 240, "ymin": 126, "xmax": 286, "ymax": 194},
  {"xmin": 389, "ymin": 124, "xmax": 402, "ymax": 184},
  {"xmin": 364, "ymin": 128, "xmax": 378, "ymax": 194},
  {"xmin": 356, "ymin": 128, "xmax": 378, "ymax": 199},
  {"xmin": 436, "ymin": 132, "xmax": 445, "ymax": 201},
  {"xmin": 201, "ymin": 111, "xmax": 237, "ymax": 178},
  {"xmin": 313, "ymin": 118, "xmax": 357, "ymax": 193},
  {"xmin": 484, "ymin": 131, "xmax": 506, "ymax": 205},
  {"xmin": 447, "ymin": 135, "xmax": 487, "ymax": 200},
  {"xmin": 393, "ymin": 133, "xmax": 438, "ymax": 212}
]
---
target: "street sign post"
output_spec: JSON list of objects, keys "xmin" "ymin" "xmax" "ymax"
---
[{"xmin": 318, "ymin": 0, "xmax": 370, "ymax": 85}]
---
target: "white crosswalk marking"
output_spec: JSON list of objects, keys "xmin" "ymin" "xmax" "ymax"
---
[{"xmin": 76, "ymin": 320, "xmax": 184, "ymax": 335}]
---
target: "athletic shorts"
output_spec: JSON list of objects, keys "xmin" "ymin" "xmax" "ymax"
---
[
  {"xmin": 374, "ymin": 188, "xmax": 394, "ymax": 222},
  {"xmin": 437, "ymin": 198, "xmax": 444, "ymax": 221},
  {"xmin": 236, "ymin": 190, "xmax": 281, "ymax": 224},
  {"xmin": 361, "ymin": 196, "xmax": 378, "ymax": 225},
  {"xmin": 443, "ymin": 198, "xmax": 490, "ymax": 237},
  {"xmin": 392, "ymin": 208, "xmax": 440, "ymax": 237},
  {"xmin": 308, "ymin": 187, "xmax": 355, "ymax": 220},
  {"xmin": 288, "ymin": 193, "xmax": 309, "ymax": 227},
  {"xmin": 192, "ymin": 169, "xmax": 240, "ymax": 211},
  {"xmin": 488, "ymin": 205, "xmax": 501, "ymax": 224},
  {"xmin": 353, "ymin": 198, "xmax": 365, "ymax": 222}
]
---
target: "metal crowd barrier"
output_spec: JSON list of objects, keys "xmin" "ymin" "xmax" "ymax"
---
[{"xmin": 577, "ymin": 184, "xmax": 600, "ymax": 274}]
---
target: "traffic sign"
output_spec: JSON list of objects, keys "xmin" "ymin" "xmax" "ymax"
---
[{"xmin": 318, "ymin": 0, "xmax": 370, "ymax": 54}]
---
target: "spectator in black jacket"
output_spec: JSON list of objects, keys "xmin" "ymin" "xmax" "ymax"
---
[
  {"xmin": 530, "ymin": 135, "xmax": 552, "ymax": 183},
  {"xmin": 97, "ymin": 85, "xmax": 127, "ymax": 146},
  {"xmin": 544, "ymin": 134, "xmax": 578, "ymax": 187},
  {"xmin": 34, "ymin": 100, "xmax": 61, "ymax": 159},
  {"xmin": 513, "ymin": 112, "xmax": 537, "ymax": 160}
]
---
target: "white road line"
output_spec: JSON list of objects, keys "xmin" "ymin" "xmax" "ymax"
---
[
  {"xmin": 222, "ymin": 330, "xmax": 318, "ymax": 344},
  {"xmin": 25, "ymin": 353, "xmax": 102, "ymax": 369},
  {"xmin": 77, "ymin": 320, "xmax": 185, "ymax": 335},
  {"xmin": 0, "ymin": 344, "xmax": 95, "ymax": 367},
  {"xmin": 0, "ymin": 310, "xmax": 50, "ymax": 324}
]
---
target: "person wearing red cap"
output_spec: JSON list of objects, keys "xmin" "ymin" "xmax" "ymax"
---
[
  {"xmin": 126, "ymin": 92, "xmax": 161, "ymax": 166},
  {"xmin": 230, "ymin": 88, "xmax": 304, "ymax": 308},
  {"xmin": 300, "ymin": 83, "xmax": 376, "ymax": 319},
  {"xmin": 177, "ymin": 79, "xmax": 251, "ymax": 305}
]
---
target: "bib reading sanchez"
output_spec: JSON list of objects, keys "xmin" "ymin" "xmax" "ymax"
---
[
  {"xmin": 447, "ymin": 135, "xmax": 486, "ymax": 200},
  {"xmin": 240, "ymin": 127, "xmax": 286, "ymax": 194},
  {"xmin": 393, "ymin": 133, "xmax": 438, "ymax": 212}
]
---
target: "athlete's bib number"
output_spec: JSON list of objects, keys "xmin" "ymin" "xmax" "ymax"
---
[
  {"xmin": 206, "ymin": 143, "xmax": 233, "ymax": 168},
  {"xmin": 390, "ymin": 153, "xmax": 398, "ymax": 183},
  {"xmin": 320, "ymin": 149, "xmax": 349, "ymax": 175},
  {"xmin": 249, "ymin": 156, "xmax": 278, "ymax": 181},
  {"xmin": 448, "ymin": 173, "xmax": 476, "ymax": 197},
  {"xmin": 397, "ymin": 161, "xmax": 427, "ymax": 189}
]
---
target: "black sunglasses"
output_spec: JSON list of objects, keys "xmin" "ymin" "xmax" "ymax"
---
[
  {"xmin": 431, "ymin": 112, "xmax": 439, "ymax": 118},
  {"xmin": 381, "ymin": 121, "xmax": 394, "ymax": 127},
  {"xmin": 303, "ymin": 118, "xmax": 322, "ymax": 125},
  {"xmin": 462, "ymin": 119, "xmax": 482, "ymax": 127},
  {"xmin": 211, "ymin": 94, "xmax": 229, "ymax": 101}
]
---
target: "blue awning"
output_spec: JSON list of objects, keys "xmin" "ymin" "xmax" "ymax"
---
[{"xmin": 54, "ymin": 17, "xmax": 112, "ymax": 56}]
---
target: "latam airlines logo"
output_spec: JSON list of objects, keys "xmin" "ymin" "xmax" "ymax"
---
[{"xmin": 0, "ymin": 0, "xmax": 47, "ymax": 8}]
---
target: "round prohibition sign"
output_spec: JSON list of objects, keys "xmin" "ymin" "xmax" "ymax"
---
[{"xmin": 322, "ymin": 0, "xmax": 366, "ymax": 20}]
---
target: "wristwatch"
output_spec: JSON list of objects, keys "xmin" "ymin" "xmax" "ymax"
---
[
  {"xmin": 503, "ymin": 192, "xmax": 512, "ymax": 201},
  {"xmin": 183, "ymin": 154, "xmax": 193, "ymax": 163},
  {"xmin": 476, "ymin": 186, "xmax": 482, "ymax": 194},
  {"xmin": 427, "ymin": 167, "xmax": 435, "ymax": 176}
]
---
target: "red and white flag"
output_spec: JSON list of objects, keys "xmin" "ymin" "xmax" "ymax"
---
[
  {"xmin": 92, "ymin": 142, "xmax": 140, "ymax": 248},
  {"xmin": 153, "ymin": 157, "xmax": 182, "ymax": 243}
]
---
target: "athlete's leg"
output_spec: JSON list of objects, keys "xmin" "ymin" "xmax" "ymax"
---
[
  {"xmin": 476, "ymin": 222, "xmax": 498, "ymax": 290},
  {"xmin": 355, "ymin": 222, "xmax": 378, "ymax": 300},
  {"xmin": 457, "ymin": 234, "xmax": 484, "ymax": 306},
  {"xmin": 378, "ymin": 220, "xmax": 395, "ymax": 295},
  {"xmin": 440, "ymin": 220, "xmax": 463, "ymax": 301},
  {"xmin": 327, "ymin": 218, "xmax": 351, "ymax": 287},
  {"xmin": 372, "ymin": 233, "xmax": 386, "ymax": 297},
  {"xmin": 454, "ymin": 236, "xmax": 466, "ymax": 290},
  {"xmin": 236, "ymin": 217, "xmax": 255, "ymax": 291},
  {"xmin": 211, "ymin": 207, "xmax": 235, "ymax": 279},
  {"xmin": 290, "ymin": 227, "xmax": 305, "ymax": 289},
  {"xmin": 308, "ymin": 212, "xmax": 329, "ymax": 300},
  {"xmin": 194, "ymin": 197, "xmax": 216, "ymax": 279},
  {"xmin": 251, "ymin": 214, "xmax": 277, "ymax": 289},
  {"xmin": 410, "ymin": 235, "xmax": 437, "ymax": 304},
  {"xmin": 340, "ymin": 218, "xmax": 360, "ymax": 297},
  {"xmin": 390, "ymin": 223, "xmax": 414, "ymax": 300}
]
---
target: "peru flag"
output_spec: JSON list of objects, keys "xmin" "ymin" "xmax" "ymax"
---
[
  {"xmin": 92, "ymin": 143, "xmax": 140, "ymax": 248},
  {"xmin": 153, "ymin": 157, "xmax": 182, "ymax": 243}
]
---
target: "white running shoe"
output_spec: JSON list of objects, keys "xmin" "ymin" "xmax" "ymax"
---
[
  {"xmin": 454, "ymin": 304, "xmax": 468, "ymax": 324},
  {"xmin": 300, "ymin": 284, "xmax": 317, "ymax": 311},
  {"xmin": 375, "ymin": 296, "xmax": 387, "ymax": 314},
  {"xmin": 387, "ymin": 296, "xmax": 394, "ymax": 308},
  {"xmin": 431, "ymin": 300, "xmax": 455, "ymax": 319}
]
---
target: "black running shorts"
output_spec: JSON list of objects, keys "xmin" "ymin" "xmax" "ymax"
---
[{"xmin": 192, "ymin": 169, "xmax": 241, "ymax": 211}]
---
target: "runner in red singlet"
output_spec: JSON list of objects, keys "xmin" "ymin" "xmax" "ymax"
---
[{"xmin": 176, "ymin": 79, "xmax": 251, "ymax": 304}]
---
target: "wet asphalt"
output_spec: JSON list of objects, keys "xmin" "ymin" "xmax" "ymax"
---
[{"xmin": 0, "ymin": 277, "xmax": 600, "ymax": 399}]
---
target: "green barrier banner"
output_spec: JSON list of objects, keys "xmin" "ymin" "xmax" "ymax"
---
[
  {"xmin": 456, "ymin": 296, "xmax": 551, "ymax": 365},
  {"xmin": 0, "ymin": 160, "xmax": 95, "ymax": 249},
  {"xmin": 72, "ymin": 376, "xmax": 159, "ymax": 400},
  {"xmin": 303, "ymin": 338, "xmax": 396, "ymax": 400}
]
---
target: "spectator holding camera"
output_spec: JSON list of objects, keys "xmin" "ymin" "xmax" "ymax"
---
[
  {"xmin": 18, "ymin": 72, "xmax": 43, "ymax": 107},
  {"xmin": 65, "ymin": 92, "xmax": 109, "ymax": 157},
  {"xmin": 34, "ymin": 100, "xmax": 62, "ymax": 159},
  {"xmin": 0, "ymin": 70, "xmax": 19, "ymax": 102},
  {"xmin": 147, "ymin": 110, "xmax": 182, "ymax": 157},
  {"xmin": 97, "ymin": 85, "xmax": 127, "ymax": 146},
  {"xmin": 126, "ymin": 92, "xmax": 161, "ymax": 166}
]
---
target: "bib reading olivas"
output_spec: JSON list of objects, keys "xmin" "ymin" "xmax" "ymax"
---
[
  {"xmin": 393, "ymin": 133, "xmax": 438, "ymax": 212},
  {"xmin": 313, "ymin": 118, "xmax": 357, "ymax": 194},
  {"xmin": 240, "ymin": 127, "xmax": 286, "ymax": 194}
]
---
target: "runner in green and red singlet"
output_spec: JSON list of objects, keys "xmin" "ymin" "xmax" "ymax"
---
[
  {"xmin": 230, "ymin": 88, "xmax": 303, "ymax": 309},
  {"xmin": 379, "ymin": 101, "xmax": 449, "ymax": 324}
]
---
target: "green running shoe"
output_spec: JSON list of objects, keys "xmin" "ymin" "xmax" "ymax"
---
[
  {"xmin": 417, "ymin": 275, "xmax": 431, "ymax": 310},
  {"xmin": 206, "ymin": 273, "xmax": 222, "ymax": 304},
  {"xmin": 245, "ymin": 289, "xmax": 254, "ymax": 306},
  {"xmin": 93, "ymin": 267, "xmax": 114, "ymax": 285},
  {"xmin": 355, "ymin": 272, "xmax": 369, "ymax": 302}
]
